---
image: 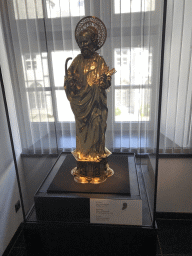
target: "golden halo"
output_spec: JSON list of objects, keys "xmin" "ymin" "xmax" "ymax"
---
[{"xmin": 75, "ymin": 16, "xmax": 107, "ymax": 51}]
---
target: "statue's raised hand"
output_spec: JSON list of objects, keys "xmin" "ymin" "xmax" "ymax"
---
[{"xmin": 99, "ymin": 73, "xmax": 111, "ymax": 89}]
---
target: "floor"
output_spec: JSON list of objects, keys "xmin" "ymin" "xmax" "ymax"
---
[
  {"xmin": 6, "ymin": 218, "xmax": 192, "ymax": 256},
  {"xmin": 156, "ymin": 218, "xmax": 192, "ymax": 256}
]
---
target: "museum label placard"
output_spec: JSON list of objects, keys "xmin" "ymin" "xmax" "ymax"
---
[{"xmin": 90, "ymin": 198, "xmax": 142, "ymax": 225}]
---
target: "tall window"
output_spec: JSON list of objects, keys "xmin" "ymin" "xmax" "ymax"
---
[
  {"xmin": 13, "ymin": 0, "xmax": 85, "ymax": 19},
  {"xmin": 2, "ymin": 0, "xmax": 164, "ymax": 153},
  {"xmin": 46, "ymin": 0, "xmax": 85, "ymax": 18},
  {"xmin": 114, "ymin": 0, "xmax": 155, "ymax": 13},
  {"xmin": 114, "ymin": 48, "xmax": 152, "ymax": 122}
]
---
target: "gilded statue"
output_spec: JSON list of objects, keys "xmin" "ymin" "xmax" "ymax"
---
[{"xmin": 64, "ymin": 16, "xmax": 116, "ymax": 184}]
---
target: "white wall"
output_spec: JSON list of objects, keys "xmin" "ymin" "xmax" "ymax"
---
[
  {"xmin": 161, "ymin": 0, "xmax": 192, "ymax": 148},
  {"xmin": 0, "ymin": 87, "xmax": 24, "ymax": 256},
  {"xmin": 0, "ymin": 162, "xmax": 23, "ymax": 256},
  {"xmin": 0, "ymin": 13, "xmax": 23, "ymax": 256},
  {"xmin": 157, "ymin": 158, "xmax": 192, "ymax": 213}
]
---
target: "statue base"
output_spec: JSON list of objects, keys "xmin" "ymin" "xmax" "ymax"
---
[
  {"xmin": 71, "ymin": 157, "xmax": 114, "ymax": 184},
  {"xmin": 47, "ymin": 154, "xmax": 130, "ymax": 194}
]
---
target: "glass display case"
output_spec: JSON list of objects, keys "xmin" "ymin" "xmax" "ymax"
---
[{"xmin": 0, "ymin": 0, "xmax": 167, "ymax": 255}]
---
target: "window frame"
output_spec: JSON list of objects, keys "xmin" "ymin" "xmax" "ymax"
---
[{"xmin": 13, "ymin": 0, "xmax": 161, "ymax": 134}]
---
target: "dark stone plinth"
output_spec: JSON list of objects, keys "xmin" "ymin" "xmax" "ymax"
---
[
  {"xmin": 35, "ymin": 154, "xmax": 140, "ymax": 222},
  {"xmin": 47, "ymin": 154, "xmax": 130, "ymax": 195}
]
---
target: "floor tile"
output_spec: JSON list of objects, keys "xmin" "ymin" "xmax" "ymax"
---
[
  {"xmin": 157, "ymin": 219, "xmax": 192, "ymax": 255},
  {"xmin": 7, "ymin": 218, "xmax": 192, "ymax": 256},
  {"xmin": 14, "ymin": 232, "xmax": 26, "ymax": 248},
  {"xmin": 8, "ymin": 247, "xmax": 27, "ymax": 256}
]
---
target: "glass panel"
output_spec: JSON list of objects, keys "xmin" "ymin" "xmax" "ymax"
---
[
  {"xmin": 55, "ymin": 90, "xmax": 75, "ymax": 122},
  {"xmin": 115, "ymin": 88, "xmax": 151, "ymax": 122},
  {"xmin": 114, "ymin": 0, "xmax": 155, "ymax": 14},
  {"xmin": 21, "ymin": 154, "xmax": 58, "ymax": 215},
  {"xmin": 22, "ymin": 53, "xmax": 50, "ymax": 88},
  {"xmin": 27, "ymin": 90, "xmax": 54, "ymax": 122},
  {"xmin": 114, "ymin": 48, "xmax": 152, "ymax": 86},
  {"xmin": 51, "ymin": 50, "xmax": 80, "ymax": 87},
  {"xmin": 46, "ymin": 0, "xmax": 85, "ymax": 18},
  {"xmin": 13, "ymin": 0, "xmax": 43, "ymax": 19},
  {"xmin": 5, "ymin": 0, "xmax": 164, "ymax": 227},
  {"xmin": 13, "ymin": 0, "xmax": 85, "ymax": 19}
]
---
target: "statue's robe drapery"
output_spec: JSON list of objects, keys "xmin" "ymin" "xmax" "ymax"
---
[{"xmin": 64, "ymin": 52, "xmax": 109, "ymax": 159}]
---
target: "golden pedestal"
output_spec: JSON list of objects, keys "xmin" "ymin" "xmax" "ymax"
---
[
  {"xmin": 71, "ymin": 158, "xmax": 114, "ymax": 184},
  {"xmin": 71, "ymin": 149, "xmax": 114, "ymax": 184}
]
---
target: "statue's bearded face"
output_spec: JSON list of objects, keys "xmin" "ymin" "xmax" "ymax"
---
[{"xmin": 78, "ymin": 31, "xmax": 95, "ymax": 58}]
